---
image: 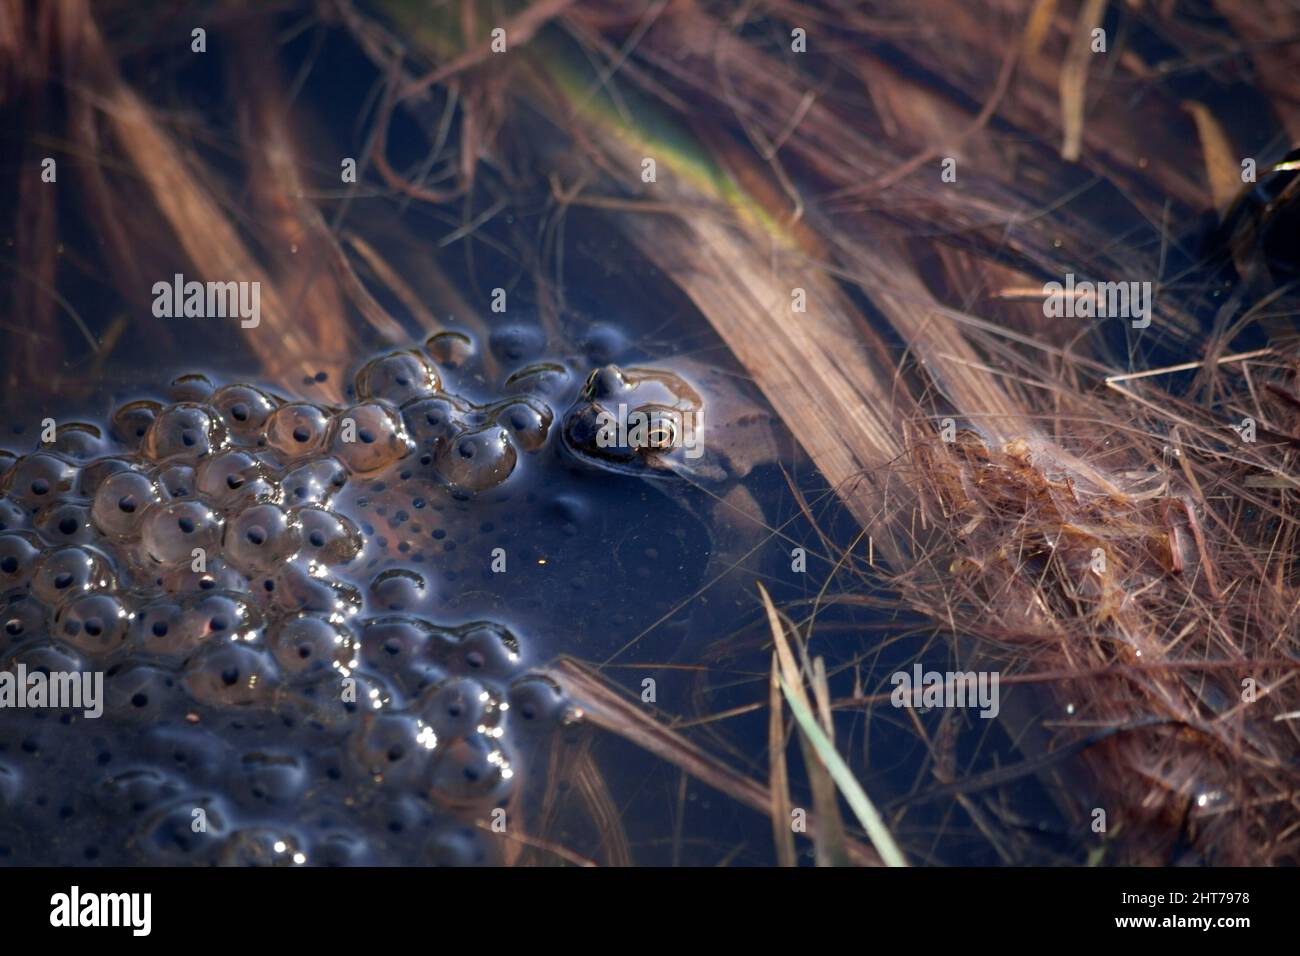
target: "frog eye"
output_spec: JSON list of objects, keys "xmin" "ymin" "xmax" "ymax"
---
[
  {"xmin": 634, "ymin": 407, "xmax": 682, "ymax": 454},
  {"xmin": 644, "ymin": 412, "xmax": 677, "ymax": 451}
]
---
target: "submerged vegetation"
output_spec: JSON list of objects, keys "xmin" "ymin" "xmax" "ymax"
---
[{"xmin": 2, "ymin": 0, "xmax": 1300, "ymax": 865}]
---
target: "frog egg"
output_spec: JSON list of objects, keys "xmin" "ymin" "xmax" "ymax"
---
[
  {"xmin": 310, "ymin": 831, "xmax": 378, "ymax": 867},
  {"xmin": 10, "ymin": 636, "xmax": 86, "ymax": 680},
  {"xmin": 328, "ymin": 402, "xmax": 411, "ymax": 475},
  {"xmin": 261, "ymin": 561, "xmax": 363, "ymax": 618},
  {"xmin": 427, "ymin": 735, "xmax": 511, "ymax": 807},
  {"xmin": 0, "ymin": 594, "xmax": 48, "ymax": 647},
  {"xmin": 177, "ymin": 592, "xmax": 258, "ymax": 646},
  {"xmin": 77, "ymin": 456, "xmax": 137, "ymax": 498},
  {"xmin": 237, "ymin": 751, "xmax": 309, "ymax": 807},
  {"xmin": 31, "ymin": 545, "xmax": 115, "ymax": 603},
  {"xmin": 0, "ymin": 496, "xmax": 27, "ymax": 532},
  {"xmin": 0, "ymin": 449, "xmax": 15, "ymax": 479},
  {"xmin": 210, "ymin": 384, "xmax": 279, "ymax": 442},
  {"xmin": 155, "ymin": 558, "xmax": 249, "ymax": 596},
  {"xmin": 508, "ymin": 675, "xmax": 569, "ymax": 726},
  {"xmin": 424, "ymin": 330, "xmax": 476, "ymax": 370},
  {"xmin": 134, "ymin": 796, "xmax": 230, "ymax": 862},
  {"xmin": 52, "ymin": 592, "xmax": 130, "ymax": 658},
  {"xmin": 142, "ymin": 403, "xmax": 223, "ymax": 462},
  {"xmin": 91, "ymin": 470, "xmax": 161, "ymax": 538},
  {"xmin": 195, "ymin": 450, "xmax": 274, "ymax": 507},
  {"xmin": 402, "ymin": 396, "xmax": 466, "ymax": 455},
  {"xmin": 224, "ymin": 503, "xmax": 302, "ymax": 572},
  {"xmin": 579, "ymin": 323, "xmax": 630, "ymax": 364},
  {"xmin": 265, "ymin": 402, "xmax": 332, "ymax": 458},
  {"xmin": 93, "ymin": 767, "xmax": 185, "ymax": 819},
  {"xmin": 168, "ymin": 373, "xmax": 215, "ymax": 404},
  {"xmin": 357, "ymin": 616, "xmax": 443, "ymax": 696},
  {"xmin": 354, "ymin": 349, "xmax": 440, "ymax": 404},
  {"xmin": 281, "ymin": 456, "xmax": 349, "ymax": 505},
  {"xmin": 433, "ymin": 426, "xmax": 517, "ymax": 492},
  {"xmin": 33, "ymin": 500, "xmax": 93, "ymax": 546},
  {"xmin": 488, "ymin": 323, "xmax": 546, "ymax": 364},
  {"xmin": 152, "ymin": 462, "xmax": 197, "ymax": 499},
  {"xmin": 129, "ymin": 600, "xmax": 186, "ymax": 656},
  {"xmin": 294, "ymin": 507, "xmax": 362, "ymax": 565},
  {"xmin": 101, "ymin": 661, "xmax": 180, "ymax": 723},
  {"xmin": 141, "ymin": 500, "xmax": 222, "ymax": 567},
  {"xmin": 349, "ymin": 712, "xmax": 440, "ymax": 787},
  {"xmin": 3, "ymin": 451, "xmax": 79, "ymax": 506},
  {"xmin": 267, "ymin": 613, "xmax": 357, "ymax": 677},
  {"xmin": 48, "ymin": 422, "xmax": 106, "ymax": 461},
  {"xmin": 110, "ymin": 400, "xmax": 162, "ymax": 450},
  {"xmin": 419, "ymin": 677, "xmax": 488, "ymax": 739},
  {"xmin": 0, "ymin": 531, "xmax": 44, "ymax": 590},
  {"xmin": 292, "ymin": 668, "xmax": 395, "ymax": 728},
  {"xmin": 425, "ymin": 824, "xmax": 490, "ymax": 866},
  {"xmin": 181, "ymin": 640, "xmax": 280, "ymax": 708},
  {"xmin": 456, "ymin": 623, "xmax": 522, "ymax": 676},
  {"xmin": 368, "ymin": 568, "xmax": 431, "ymax": 612},
  {"xmin": 496, "ymin": 398, "xmax": 552, "ymax": 452}
]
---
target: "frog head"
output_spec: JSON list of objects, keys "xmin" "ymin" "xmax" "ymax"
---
[{"xmin": 560, "ymin": 365, "xmax": 724, "ymax": 484}]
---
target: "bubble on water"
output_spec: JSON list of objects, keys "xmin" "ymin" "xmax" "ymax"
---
[{"xmin": 355, "ymin": 350, "xmax": 441, "ymax": 404}]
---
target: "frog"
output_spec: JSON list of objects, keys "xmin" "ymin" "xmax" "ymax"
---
[{"xmin": 342, "ymin": 336, "xmax": 787, "ymax": 663}]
